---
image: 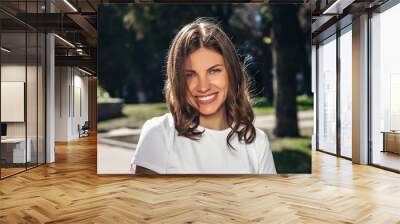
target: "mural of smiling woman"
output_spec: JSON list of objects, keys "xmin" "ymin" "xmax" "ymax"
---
[{"xmin": 131, "ymin": 18, "xmax": 276, "ymax": 174}]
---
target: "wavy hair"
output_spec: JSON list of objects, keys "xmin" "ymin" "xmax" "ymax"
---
[{"xmin": 164, "ymin": 18, "xmax": 256, "ymax": 149}]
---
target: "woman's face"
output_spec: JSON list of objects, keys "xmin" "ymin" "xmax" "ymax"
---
[{"xmin": 184, "ymin": 47, "xmax": 229, "ymax": 117}]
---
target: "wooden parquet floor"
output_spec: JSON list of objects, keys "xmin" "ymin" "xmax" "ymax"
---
[{"xmin": 1, "ymin": 135, "xmax": 400, "ymax": 223}]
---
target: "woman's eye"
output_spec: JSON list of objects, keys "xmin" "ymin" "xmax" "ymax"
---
[
  {"xmin": 185, "ymin": 72, "xmax": 194, "ymax": 77},
  {"xmin": 209, "ymin": 68, "xmax": 221, "ymax": 74}
]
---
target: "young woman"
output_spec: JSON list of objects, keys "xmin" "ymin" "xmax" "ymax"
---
[{"xmin": 131, "ymin": 18, "xmax": 276, "ymax": 174}]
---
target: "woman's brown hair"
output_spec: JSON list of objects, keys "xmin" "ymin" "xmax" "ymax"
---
[{"xmin": 164, "ymin": 18, "xmax": 256, "ymax": 149}]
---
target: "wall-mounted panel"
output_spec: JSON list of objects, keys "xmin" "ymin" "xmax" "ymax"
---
[{"xmin": 1, "ymin": 82, "xmax": 25, "ymax": 122}]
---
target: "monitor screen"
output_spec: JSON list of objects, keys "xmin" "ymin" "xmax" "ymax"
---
[{"xmin": 1, "ymin": 123, "xmax": 7, "ymax": 137}]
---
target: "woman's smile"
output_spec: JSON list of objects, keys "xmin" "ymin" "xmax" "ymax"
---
[{"xmin": 196, "ymin": 92, "xmax": 218, "ymax": 104}]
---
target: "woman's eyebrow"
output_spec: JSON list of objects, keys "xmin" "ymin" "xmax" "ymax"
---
[{"xmin": 207, "ymin": 64, "xmax": 223, "ymax": 71}]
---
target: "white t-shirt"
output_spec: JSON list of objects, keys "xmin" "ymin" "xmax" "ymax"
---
[{"xmin": 131, "ymin": 113, "xmax": 276, "ymax": 174}]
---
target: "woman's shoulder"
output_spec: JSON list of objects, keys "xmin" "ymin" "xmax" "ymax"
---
[
  {"xmin": 135, "ymin": 113, "xmax": 175, "ymax": 156},
  {"xmin": 133, "ymin": 113, "xmax": 174, "ymax": 174},
  {"xmin": 251, "ymin": 127, "xmax": 272, "ymax": 154},
  {"xmin": 253, "ymin": 127, "xmax": 269, "ymax": 145},
  {"xmin": 252, "ymin": 128, "xmax": 276, "ymax": 174},
  {"xmin": 142, "ymin": 113, "xmax": 174, "ymax": 133}
]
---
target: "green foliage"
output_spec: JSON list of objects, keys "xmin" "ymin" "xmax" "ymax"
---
[
  {"xmin": 252, "ymin": 96, "xmax": 272, "ymax": 108},
  {"xmin": 97, "ymin": 84, "xmax": 111, "ymax": 99},
  {"xmin": 252, "ymin": 96, "xmax": 274, "ymax": 115},
  {"xmin": 123, "ymin": 103, "xmax": 168, "ymax": 121},
  {"xmin": 273, "ymin": 149, "xmax": 311, "ymax": 173},
  {"xmin": 263, "ymin": 129, "xmax": 311, "ymax": 173},
  {"xmin": 252, "ymin": 95, "xmax": 313, "ymax": 115},
  {"xmin": 297, "ymin": 95, "xmax": 314, "ymax": 110}
]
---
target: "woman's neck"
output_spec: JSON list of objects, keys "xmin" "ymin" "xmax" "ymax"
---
[{"xmin": 199, "ymin": 108, "xmax": 228, "ymax": 130}]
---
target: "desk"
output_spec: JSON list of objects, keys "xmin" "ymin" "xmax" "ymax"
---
[
  {"xmin": 1, "ymin": 138, "xmax": 31, "ymax": 163},
  {"xmin": 382, "ymin": 131, "xmax": 400, "ymax": 154}
]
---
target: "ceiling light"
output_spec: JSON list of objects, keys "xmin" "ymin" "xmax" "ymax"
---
[
  {"xmin": 63, "ymin": 0, "xmax": 78, "ymax": 12},
  {"xmin": 322, "ymin": 0, "xmax": 354, "ymax": 15},
  {"xmin": 76, "ymin": 48, "xmax": 85, "ymax": 55},
  {"xmin": 1, "ymin": 47, "xmax": 11, "ymax": 53},
  {"xmin": 54, "ymin": 34, "xmax": 75, "ymax": 48},
  {"xmin": 78, "ymin": 67, "xmax": 92, "ymax": 76}
]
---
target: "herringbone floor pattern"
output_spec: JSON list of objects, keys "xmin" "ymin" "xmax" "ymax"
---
[{"xmin": 1, "ymin": 135, "xmax": 400, "ymax": 223}]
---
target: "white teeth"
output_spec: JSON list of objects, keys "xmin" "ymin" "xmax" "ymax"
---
[{"xmin": 197, "ymin": 93, "xmax": 216, "ymax": 102}]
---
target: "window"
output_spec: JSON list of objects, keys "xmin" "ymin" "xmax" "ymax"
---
[
  {"xmin": 339, "ymin": 27, "xmax": 352, "ymax": 158},
  {"xmin": 370, "ymin": 2, "xmax": 400, "ymax": 171},
  {"xmin": 317, "ymin": 35, "xmax": 337, "ymax": 154}
]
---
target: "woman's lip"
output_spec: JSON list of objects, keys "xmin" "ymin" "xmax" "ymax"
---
[{"xmin": 196, "ymin": 93, "xmax": 218, "ymax": 104}]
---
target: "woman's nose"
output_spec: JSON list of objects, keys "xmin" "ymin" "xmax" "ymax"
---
[{"xmin": 198, "ymin": 74, "xmax": 210, "ymax": 92}]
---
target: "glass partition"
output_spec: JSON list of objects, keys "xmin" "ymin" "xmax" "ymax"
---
[
  {"xmin": 27, "ymin": 30, "xmax": 38, "ymax": 169},
  {"xmin": 1, "ymin": 30, "xmax": 28, "ymax": 177},
  {"xmin": 0, "ymin": 1, "xmax": 46, "ymax": 179},
  {"xmin": 38, "ymin": 32, "xmax": 45, "ymax": 165},
  {"xmin": 317, "ymin": 35, "xmax": 337, "ymax": 154},
  {"xmin": 26, "ymin": 0, "xmax": 43, "ymax": 169}
]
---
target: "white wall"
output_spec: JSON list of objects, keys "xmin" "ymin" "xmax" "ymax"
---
[
  {"xmin": 55, "ymin": 66, "xmax": 89, "ymax": 141},
  {"xmin": 55, "ymin": 66, "xmax": 69, "ymax": 141},
  {"xmin": 72, "ymin": 72, "xmax": 89, "ymax": 138}
]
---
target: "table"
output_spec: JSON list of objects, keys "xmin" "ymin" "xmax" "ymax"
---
[
  {"xmin": 1, "ymin": 138, "xmax": 31, "ymax": 163},
  {"xmin": 381, "ymin": 131, "xmax": 400, "ymax": 154}
]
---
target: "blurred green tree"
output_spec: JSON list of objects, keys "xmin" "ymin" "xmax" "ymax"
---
[{"xmin": 269, "ymin": 5, "xmax": 310, "ymax": 137}]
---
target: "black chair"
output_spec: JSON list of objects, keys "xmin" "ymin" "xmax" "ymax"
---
[{"xmin": 78, "ymin": 121, "xmax": 90, "ymax": 138}]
